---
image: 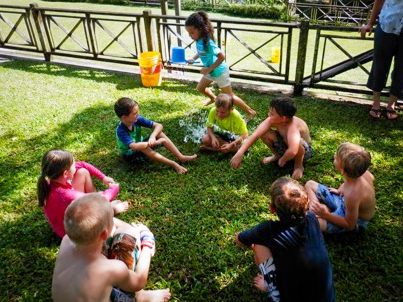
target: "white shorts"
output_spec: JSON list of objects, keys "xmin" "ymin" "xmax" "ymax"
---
[{"xmin": 202, "ymin": 69, "xmax": 231, "ymax": 88}]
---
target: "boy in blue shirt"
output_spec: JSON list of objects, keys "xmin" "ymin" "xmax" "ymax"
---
[
  {"xmin": 114, "ymin": 97, "xmax": 197, "ymax": 173},
  {"xmin": 201, "ymin": 93, "xmax": 248, "ymax": 153},
  {"xmin": 236, "ymin": 177, "xmax": 335, "ymax": 302}
]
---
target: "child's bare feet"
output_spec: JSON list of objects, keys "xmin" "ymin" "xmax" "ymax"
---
[
  {"xmin": 178, "ymin": 154, "xmax": 198, "ymax": 162},
  {"xmin": 292, "ymin": 166, "xmax": 304, "ymax": 179},
  {"xmin": 136, "ymin": 289, "xmax": 171, "ymax": 302},
  {"xmin": 254, "ymin": 274, "xmax": 269, "ymax": 292},
  {"xmin": 173, "ymin": 163, "xmax": 188, "ymax": 174},
  {"xmin": 203, "ymin": 99, "xmax": 214, "ymax": 106},
  {"xmin": 111, "ymin": 200, "xmax": 129, "ymax": 214},
  {"xmin": 262, "ymin": 155, "xmax": 278, "ymax": 165}
]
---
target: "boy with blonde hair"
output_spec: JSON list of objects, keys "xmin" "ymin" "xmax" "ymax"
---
[
  {"xmin": 201, "ymin": 93, "xmax": 248, "ymax": 153},
  {"xmin": 231, "ymin": 97, "xmax": 311, "ymax": 179},
  {"xmin": 236, "ymin": 177, "xmax": 335, "ymax": 302},
  {"xmin": 52, "ymin": 193, "xmax": 171, "ymax": 302},
  {"xmin": 114, "ymin": 97, "xmax": 197, "ymax": 174},
  {"xmin": 306, "ymin": 142, "xmax": 376, "ymax": 233}
]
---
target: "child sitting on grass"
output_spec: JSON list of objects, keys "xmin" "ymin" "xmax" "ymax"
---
[
  {"xmin": 52, "ymin": 193, "xmax": 171, "ymax": 302},
  {"xmin": 114, "ymin": 97, "xmax": 197, "ymax": 174},
  {"xmin": 305, "ymin": 142, "xmax": 376, "ymax": 233},
  {"xmin": 231, "ymin": 97, "xmax": 312, "ymax": 179},
  {"xmin": 236, "ymin": 177, "xmax": 335, "ymax": 302},
  {"xmin": 200, "ymin": 93, "xmax": 248, "ymax": 153},
  {"xmin": 37, "ymin": 149, "xmax": 128, "ymax": 238}
]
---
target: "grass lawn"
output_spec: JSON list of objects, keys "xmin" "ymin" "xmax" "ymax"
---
[{"xmin": 0, "ymin": 57, "xmax": 402, "ymax": 301}]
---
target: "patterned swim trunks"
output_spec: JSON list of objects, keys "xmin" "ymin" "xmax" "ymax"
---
[
  {"xmin": 270, "ymin": 131, "xmax": 312, "ymax": 160},
  {"xmin": 103, "ymin": 233, "xmax": 139, "ymax": 302}
]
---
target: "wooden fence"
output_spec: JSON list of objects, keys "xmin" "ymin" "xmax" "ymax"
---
[{"xmin": 0, "ymin": 3, "xmax": 380, "ymax": 96}]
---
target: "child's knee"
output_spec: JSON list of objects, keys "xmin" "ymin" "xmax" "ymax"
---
[
  {"xmin": 201, "ymin": 134, "xmax": 210, "ymax": 145},
  {"xmin": 74, "ymin": 167, "xmax": 90, "ymax": 179}
]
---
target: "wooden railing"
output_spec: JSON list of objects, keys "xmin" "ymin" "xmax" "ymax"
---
[{"xmin": 0, "ymin": 3, "xmax": 379, "ymax": 96}]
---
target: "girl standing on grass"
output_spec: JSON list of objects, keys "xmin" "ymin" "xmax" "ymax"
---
[
  {"xmin": 185, "ymin": 11, "xmax": 256, "ymax": 122},
  {"xmin": 37, "ymin": 149, "xmax": 129, "ymax": 238}
]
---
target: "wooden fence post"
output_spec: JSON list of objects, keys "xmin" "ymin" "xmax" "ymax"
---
[
  {"xmin": 143, "ymin": 10, "xmax": 154, "ymax": 52},
  {"xmin": 30, "ymin": 3, "xmax": 51, "ymax": 61},
  {"xmin": 85, "ymin": 13, "xmax": 97, "ymax": 58},
  {"xmin": 174, "ymin": 0, "xmax": 182, "ymax": 47},
  {"xmin": 294, "ymin": 20, "xmax": 309, "ymax": 95}
]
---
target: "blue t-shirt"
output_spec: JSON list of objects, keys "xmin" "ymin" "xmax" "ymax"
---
[
  {"xmin": 238, "ymin": 211, "xmax": 335, "ymax": 302},
  {"xmin": 196, "ymin": 38, "xmax": 228, "ymax": 78},
  {"xmin": 115, "ymin": 116, "xmax": 154, "ymax": 156}
]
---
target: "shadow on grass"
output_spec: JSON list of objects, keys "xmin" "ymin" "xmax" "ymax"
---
[{"xmin": 0, "ymin": 60, "xmax": 206, "ymax": 95}]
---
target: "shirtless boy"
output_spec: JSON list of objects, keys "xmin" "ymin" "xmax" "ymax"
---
[
  {"xmin": 231, "ymin": 97, "xmax": 312, "ymax": 179},
  {"xmin": 52, "ymin": 193, "xmax": 171, "ymax": 302},
  {"xmin": 305, "ymin": 142, "xmax": 376, "ymax": 233}
]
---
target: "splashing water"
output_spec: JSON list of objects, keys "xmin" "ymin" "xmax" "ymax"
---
[{"xmin": 179, "ymin": 109, "xmax": 209, "ymax": 143}]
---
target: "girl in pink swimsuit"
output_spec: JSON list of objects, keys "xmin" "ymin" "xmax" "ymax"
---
[{"xmin": 37, "ymin": 149, "xmax": 129, "ymax": 237}]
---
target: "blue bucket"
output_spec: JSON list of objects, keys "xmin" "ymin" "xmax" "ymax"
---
[{"xmin": 171, "ymin": 47, "xmax": 188, "ymax": 64}]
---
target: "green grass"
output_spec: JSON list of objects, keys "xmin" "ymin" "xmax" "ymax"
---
[{"xmin": 0, "ymin": 58, "xmax": 402, "ymax": 301}]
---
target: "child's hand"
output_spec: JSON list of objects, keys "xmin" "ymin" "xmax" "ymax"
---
[
  {"xmin": 103, "ymin": 176, "xmax": 118, "ymax": 187},
  {"xmin": 150, "ymin": 138, "xmax": 166, "ymax": 147},
  {"xmin": 311, "ymin": 200, "xmax": 329, "ymax": 217},
  {"xmin": 221, "ymin": 143, "xmax": 232, "ymax": 152},
  {"xmin": 230, "ymin": 154, "xmax": 242, "ymax": 169},
  {"xmin": 329, "ymin": 188, "xmax": 340, "ymax": 195},
  {"xmin": 211, "ymin": 137, "xmax": 220, "ymax": 149},
  {"xmin": 148, "ymin": 136, "xmax": 157, "ymax": 147},
  {"xmin": 201, "ymin": 67, "xmax": 210, "ymax": 75}
]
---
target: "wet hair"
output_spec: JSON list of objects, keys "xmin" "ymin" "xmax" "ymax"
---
[
  {"xmin": 64, "ymin": 193, "xmax": 114, "ymax": 245},
  {"xmin": 215, "ymin": 93, "xmax": 233, "ymax": 110},
  {"xmin": 114, "ymin": 97, "xmax": 139, "ymax": 118},
  {"xmin": 270, "ymin": 97, "xmax": 297, "ymax": 119},
  {"xmin": 185, "ymin": 11, "xmax": 215, "ymax": 52},
  {"xmin": 37, "ymin": 149, "xmax": 74, "ymax": 207},
  {"xmin": 337, "ymin": 142, "xmax": 371, "ymax": 178},
  {"xmin": 270, "ymin": 177, "xmax": 309, "ymax": 226}
]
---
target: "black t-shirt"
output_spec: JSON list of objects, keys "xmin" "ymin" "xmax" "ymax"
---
[{"xmin": 238, "ymin": 211, "xmax": 335, "ymax": 302}]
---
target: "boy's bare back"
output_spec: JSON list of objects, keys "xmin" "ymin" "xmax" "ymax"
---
[
  {"xmin": 52, "ymin": 236, "xmax": 127, "ymax": 302},
  {"xmin": 342, "ymin": 170, "xmax": 376, "ymax": 221}
]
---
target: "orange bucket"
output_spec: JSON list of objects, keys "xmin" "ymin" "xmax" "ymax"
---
[{"xmin": 138, "ymin": 51, "xmax": 162, "ymax": 87}]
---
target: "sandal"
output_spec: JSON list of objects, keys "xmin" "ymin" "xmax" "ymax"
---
[
  {"xmin": 386, "ymin": 109, "xmax": 398, "ymax": 120},
  {"xmin": 369, "ymin": 108, "xmax": 382, "ymax": 119}
]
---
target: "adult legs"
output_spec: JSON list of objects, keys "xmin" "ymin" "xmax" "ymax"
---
[
  {"xmin": 387, "ymin": 29, "xmax": 403, "ymax": 119},
  {"xmin": 367, "ymin": 26, "xmax": 396, "ymax": 118}
]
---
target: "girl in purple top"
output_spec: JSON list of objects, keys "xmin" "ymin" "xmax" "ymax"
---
[{"xmin": 37, "ymin": 149, "xmax": 129, "ymax": 238}]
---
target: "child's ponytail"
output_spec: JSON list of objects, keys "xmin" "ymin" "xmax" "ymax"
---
[
  {"xmin": 186, "ymin": 11, "xmax": 215, "ymax": 52},
  {"xmin": 37, "ymin": 174, "xmax": 50, "ymax": 207},
  {"xmin": 197, "ymin": 11, "xmax": 215, "ymax": 51},
  {"xmin": 37, "ymin": 149, "xmax": 74, "ymax": 207}
]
